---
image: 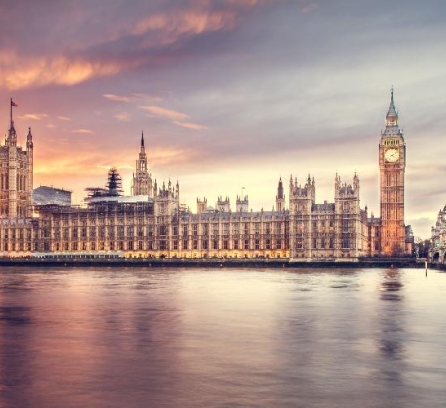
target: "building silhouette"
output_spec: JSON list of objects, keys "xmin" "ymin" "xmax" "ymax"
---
[{"xmin": 0, "ymin": 92, "xmax": 413, "ymax": 259}]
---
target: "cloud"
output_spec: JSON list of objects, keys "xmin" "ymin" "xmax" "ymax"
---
[
  {"xmin": 72, "ymin": 128, "xmax": 94, "ymax": 134},
  {"xmin": 0, "ymin": 2, "xmax": 269, "ymax": 91},
  {"xmin": 140, "ymin": 105, "xmax": 189, "ymax": 121},
  {"xmin": 140, "ymin": 105, "xmax": 207, "ymax": 130},
  {"xmin": 132, "ymin": 9, "xmax": 237, "ymax": 40},
  {"xmin": 114, "ymin": 112, "xmax": 131, "ymax": 122},
  {"xmin": 18, "ymin": 113, "xmax": 48, "ymax": 120},
  {"xmin": 104, "ymin": 93, "xmax": 138, "ymax": 103},
  {"xmin": 173, "ymin": 121, "xmax": 208, "ymax": 130},
  {"xmin": 0, "ymin": 51, "xmax": 138, "ymax": 90},
  {"xmin": 57, "ymin": 116, "xmax": 72, "ymax": 121}
]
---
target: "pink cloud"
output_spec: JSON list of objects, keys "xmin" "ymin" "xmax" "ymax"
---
[
  {"xmin": 173, "ymin": 121, "xmax": 209, "ymax": 131},
  {"xmin": 18, "ymin": 113, "xmax": 48, "ymax": 120},
  {"xmin": 72, "ymin": 128, "xmax": 94, "ymax": 134},
  {"xmin": 114, "ymin": 112, "xmax": 131, "ymax": 122},
  {"xmin": 139, "ymin": 105, "xmax": 189, "ymax": 121}
]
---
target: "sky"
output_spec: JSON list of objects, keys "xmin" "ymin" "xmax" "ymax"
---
[{"xmin": 1, "ymin": 0, "xmax": 445, "ymax": 239}]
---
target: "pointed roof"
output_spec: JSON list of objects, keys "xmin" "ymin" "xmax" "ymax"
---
[
  {"xmin": 382, "ymin": 87, "xmax": 403, "ymax": 137},
  {"xmin": 141, "ymin": 131, "xmax": 145, "ymax": 148},
  {"xmin": 386, "ymin": 87, "xmax": 398, "ymax": 119}
]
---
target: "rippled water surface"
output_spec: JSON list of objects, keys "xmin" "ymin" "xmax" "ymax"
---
[{"xmin": 1, "ymin": 266, "xmax": 446, "ymax": 407}]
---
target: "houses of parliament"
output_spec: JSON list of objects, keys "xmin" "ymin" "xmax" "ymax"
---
[{"xmin": 0, "ymin": 92, "xmax": 413, "ymax": 260}]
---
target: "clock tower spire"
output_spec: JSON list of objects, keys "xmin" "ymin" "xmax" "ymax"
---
[{"xmin": 379, "ymin": 88, "xmax": 406, "ymax": 255}]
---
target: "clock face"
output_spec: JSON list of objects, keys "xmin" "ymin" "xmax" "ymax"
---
[{"xmin": 385, "ymin": 148, "xmax": 399, "ymax": 162}]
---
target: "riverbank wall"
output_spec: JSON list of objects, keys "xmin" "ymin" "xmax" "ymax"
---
[{"xmin": 0, "ymin": 257, "xmax": 423, "ymax": 269}]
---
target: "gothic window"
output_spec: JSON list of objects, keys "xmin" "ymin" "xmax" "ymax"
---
[
  {"xmin": 223, "ymin": 223, "xmax": 229, "ymax": 235},
  {"xmin": 297, "ymin": 238, "xmax": 303, "ymax": 249},
  {"xmin": 265, "ymin": 223, "xmax": 271, "ymax": 235}
]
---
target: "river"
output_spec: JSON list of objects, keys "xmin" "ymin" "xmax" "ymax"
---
[{"xmin": 0, "ymin": 267, "xmax": 445, "ymax": 407}]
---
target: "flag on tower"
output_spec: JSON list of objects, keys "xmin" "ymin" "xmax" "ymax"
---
[{"xmin": 11, "ymin": 100, "xmax": 18, "ymax": 107}]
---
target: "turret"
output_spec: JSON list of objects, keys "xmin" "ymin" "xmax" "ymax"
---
[
  {"xmin": 386, "ymin": 87, "xmax": 398, "ymax": 127},
  {"xmin": 276, "ymin": 177, "xmax": 285, "ymax": 212},
  {"xmin": 197, "ymin": 197, "xmax": 207, "ymax": 214},
  {"xmin": 132, "ymin": 132, "xmax": 152, "ymax": 196},
  {"xmin": 236, "ymin": 195, "xmax": 249, "ymax": 212},
  {"xmin": 26, "ymin": 127, "xmax": 34, "ymax": 217}
]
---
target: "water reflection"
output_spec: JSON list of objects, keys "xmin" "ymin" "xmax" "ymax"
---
[
  {"xmin": 0, "ymin": 267, "xmax": 445, "ymax": 407},
  {"xmin": 380, "ymin": 268, "xmax": 404, "ymax": 302},
  {"xmin": 375, "ymin": 267, "xmax": 408, "ymax": 408},
  {"xmin": 0, "ymin": 302, "xmax": 34, "ymax": 406}
]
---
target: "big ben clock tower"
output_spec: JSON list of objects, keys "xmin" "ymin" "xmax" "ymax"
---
[{"xmin": 379, "ymin": 88, "xmax": 406, "ymax": 255}]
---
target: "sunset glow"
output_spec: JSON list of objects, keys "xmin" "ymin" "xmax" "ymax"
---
[{"xmin": 1, "ymin": 0, "xmax": 445, "ymax": 238}]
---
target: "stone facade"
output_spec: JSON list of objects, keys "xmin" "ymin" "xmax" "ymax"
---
[
  {"xmin": 0, "ymin": 102, "xmax": 35, "ymax": 256},
  {"xmin": 289, "ymin": 174, "xmax": 368, "ymax": 261},
  {"xmin": 1, "ymin": 92, "xmax": 414, "ymax": 260}
]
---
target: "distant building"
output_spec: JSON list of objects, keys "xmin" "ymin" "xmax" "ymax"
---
[
  {"xmin": 429, "ymin": 205, "xmax": 446, "ymax": 264},
  {"xmin": 33, "ymin": 186, "xmax": 72, "ymax": 206}
]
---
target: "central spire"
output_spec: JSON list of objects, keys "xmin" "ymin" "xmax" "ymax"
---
[
  {"xmin": 141, "ymin": 131, "xmax": 145, "ymax": 148},
  {"xmin": 386, "ymin": 86, "xmax": 398, "ymax": 125}
]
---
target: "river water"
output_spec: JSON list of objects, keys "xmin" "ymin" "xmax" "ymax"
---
[{"xmin": 0, "ymin": 266, "xmax": 445, "ymax": 408}]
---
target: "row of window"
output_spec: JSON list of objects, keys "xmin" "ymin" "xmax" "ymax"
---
[{"xmin": 50, "ymin": 239, "xmax": 286, "ymax": 252}]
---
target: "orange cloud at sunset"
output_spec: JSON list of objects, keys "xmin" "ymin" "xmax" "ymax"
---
[
  {"xmin": 18, "ymin": 113, "xmax": 48, "ymax": 121},
  {"xmin": 0, "ymin": 51, "xmax": 137, "ymax": 90},
  {"xmin": 132, "ymin": 10, "xmax": 237, "ymax": 41}
]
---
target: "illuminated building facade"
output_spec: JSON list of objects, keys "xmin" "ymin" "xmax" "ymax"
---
[
  {"xmin": 0, "ymin": 101, "xmax": 37, "ymax": 255},
  {"xmin": 0, "ymin": 92, "xmax": 413, "ymax": 259}
]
